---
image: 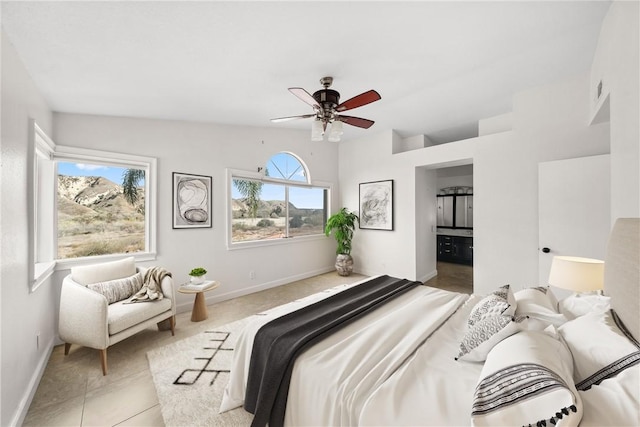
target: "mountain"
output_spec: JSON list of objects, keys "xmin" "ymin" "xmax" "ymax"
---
[
  {"xmin": 58, "ymin": 175, "xmax": 144, "ymax": 218},
  {"xmin": 231, "ymin": 198, "xmax": 320, "ymax": 219}
]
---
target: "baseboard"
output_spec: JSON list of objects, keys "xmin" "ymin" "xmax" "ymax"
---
[
  {"xmin": 10, "ymin": 335, "xmax": 55, "ymax": 427},
  {"xmin": 418, "ymin": 269, "xmax": 438, "ymax": 283},
  {"xmin": 175, "ymin": 266, "xmax": 336, "ymax": 314}
]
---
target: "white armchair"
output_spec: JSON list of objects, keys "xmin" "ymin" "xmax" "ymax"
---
[{"xmin": 59, "ymin": 257, "xmax": 176, "ymax": 375}]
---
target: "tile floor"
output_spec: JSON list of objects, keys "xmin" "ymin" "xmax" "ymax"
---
[
  {"xmin": 427, "ymin": 261, "xmax": 474, "ymax": 294},
  {"xmin": 24, "ymin": 267, "xmax": 472, "ymax": 426}
]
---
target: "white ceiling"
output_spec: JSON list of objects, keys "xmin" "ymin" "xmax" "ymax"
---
[{"xmin": 2, "ymin": 1, "xmax": 610, "ymax": 144}]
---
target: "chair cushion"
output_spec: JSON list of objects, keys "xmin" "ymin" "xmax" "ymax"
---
[
  {"xmin": 72, "ymin": 257, "xmax": 136, "ymax": 286},
  {"xmin": 108, "ymin": 298, "xmax": 172, "ymax": 335}
]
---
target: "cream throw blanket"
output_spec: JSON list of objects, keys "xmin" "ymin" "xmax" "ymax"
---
[{"xmin": 129, "ymin": 267, "xmax": 172, "ymax": 302}]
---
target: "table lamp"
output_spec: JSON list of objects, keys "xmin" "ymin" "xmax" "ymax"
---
[{"xmin": 548, "ymin": 256, "xmax": 605, "ymax": 295}]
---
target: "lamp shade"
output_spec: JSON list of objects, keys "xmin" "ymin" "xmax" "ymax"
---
[
  {"xmin": 328, "ymin": 120, "xmax": 343, "ymax": 142},
  {"xmin": 548, "ymin": 256, "xmax": 604, "ymax": 292},
  {"xmin": 311, "ymin": 119, "xmax": 324, "ymax": 141}
]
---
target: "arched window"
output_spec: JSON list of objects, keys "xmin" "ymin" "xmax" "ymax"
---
[
  {"xmin": 230, "ymin": 152, "xmax": 328, "ymax": 245},
  {"xmin": 266, "ymin": 152, "xmax": 308, "ymax": 183}
]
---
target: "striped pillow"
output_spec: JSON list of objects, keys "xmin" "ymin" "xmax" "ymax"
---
[
  {"xmin": 472, "ymin": 330, "xmax": 581, "ymax": 426},
  {"xmin": 87, "ymin": 272, "xmax": 144, "ymax": 304},
  {"xmin": 558, "ymin": 309, "xmax": 640, "ymax": 390}
]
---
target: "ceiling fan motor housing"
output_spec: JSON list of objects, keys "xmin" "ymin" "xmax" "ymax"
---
[{"xmin": 313, "ymin": 89, "xmax": 340, "ymax": 121}]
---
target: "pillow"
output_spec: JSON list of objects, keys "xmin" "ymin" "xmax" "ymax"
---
[
  {"xmin": 72, "ymin": 256, "xmax": 136, "ymax": 286},
  {"xmin": 456, "ymin": 314, "xmax": 527, "ymax": 362},
  {"xmin": 558, "ymin": 309, "xmax": 640, "ymax": 390},
  {"xmin": 467, "ymin": 285, "xmax": 516, "ymax": 327},
  {"xmin": 515, "ymin": 286, "xmax": 568, "ymax": 330},
  {"xmin": 578, "ymin": 364, "xmax": 640, "ymax": 427},
  {"xmin": 559, "ymin": 294, "xmax": 611, "ymax": 319},
  {"xmin": 471, "ymin": 330, "xmax": 582, "ymax": 427},
  {"xmin": 87, "ymin": 272, "xmax": 144, "ymax": 304}
]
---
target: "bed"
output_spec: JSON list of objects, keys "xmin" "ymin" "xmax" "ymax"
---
[{"xmin": 220, "ymin": 218, "xmax": 639, "ymax": 426}]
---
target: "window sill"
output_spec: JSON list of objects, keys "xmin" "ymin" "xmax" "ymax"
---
[
  {"xmin": 227, "ymin": 234, "xmax": 326, "ymax": 251},
  {"xmin": 32, "ymin": 261, "xmax": 56, "ymax": 293},
  {"xmin": 55, "ymin": 252, "xmax": 157, "ymax": 272}
]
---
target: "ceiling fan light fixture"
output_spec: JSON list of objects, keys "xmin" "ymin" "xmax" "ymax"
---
[
  {"xmin": 311, "ymin": 119, "xmax": 324, "ymax": 141},
  {"xmin": 273, "ymin": 77, "xmax": 381, "ymax": 139},
  {"xmin": 328, "ymin": 120, "xmax": 343, "ymax": 142}
]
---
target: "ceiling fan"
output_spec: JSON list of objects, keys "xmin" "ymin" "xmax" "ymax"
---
[{"xmin": 271, "ymin": 77, "xmax": 381, "ymax": 141}]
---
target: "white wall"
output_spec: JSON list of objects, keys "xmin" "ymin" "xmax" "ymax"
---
[
  {"xmin": 52, "ymin": 113, "xmax": 340, "ymax": 312},
  {"xmin": 416, "ymin": 167, "xmax": 438, "ymax": 282},
  {"xmin": 340, "ymin": 73, "xmax": 611, "ymax": 295},
  {"xmin": 1, "ymin": 32, "xmax": 55, "ymax": 426},
  {"xmin": 436, "ymin": 165, "xmax": 473, "ymax": 191},
  {"xmin": 339, "ymin": 130, "xmax": 421, "ymax": 280},
  {"xmin": 590, "ymin": 1, "xmax": 640, "ymax": 221}
]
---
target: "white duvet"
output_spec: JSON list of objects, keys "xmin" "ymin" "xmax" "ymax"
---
[{"xmin": 220, "ymin": 277, "xmax": 473, "ymax": 425}]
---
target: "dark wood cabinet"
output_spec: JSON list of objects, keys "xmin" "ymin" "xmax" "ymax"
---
[{"xmin": 437, "ymin": 235, "xmax": 473, "ymax": 265}]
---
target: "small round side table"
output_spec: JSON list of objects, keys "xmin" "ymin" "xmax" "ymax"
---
[{"xmin": 178, "ymin": 281, "xmax": 220, "ymax": 322}]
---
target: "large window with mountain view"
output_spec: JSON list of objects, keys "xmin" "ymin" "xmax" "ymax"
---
[
  {"xmin": 230, "ymin": 152, "xmax": 328, "ymax": 244},
  {"xmin": 31, "ymin": 121, "xmax": 157, "ymax": 291},
  {"xmin": 57, "ymin": 163, "xmax": 147, "ymax": 259}
]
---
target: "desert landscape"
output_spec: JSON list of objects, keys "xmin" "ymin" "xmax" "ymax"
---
[
  {"xmin": 58, "ymin": 176, "xmax": 325, "ymax": 259},
  {"xmin": 57, "ymin": 175, "xmax": 145, "ymax": 259}
]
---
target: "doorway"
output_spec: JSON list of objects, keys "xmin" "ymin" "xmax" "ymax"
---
[{"xmin": 420, "ymin": 163, "xmax": 474, "ymax": 293}]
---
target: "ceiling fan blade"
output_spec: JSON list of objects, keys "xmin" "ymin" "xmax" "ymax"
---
[
  {"xmin": 335, "ymin": 90, "xmax": 381, "ymax": 112},
  {"xmin": 289, "ymin": 87, "xmax": 321, "ymax": 109},
  {"xmin": 337, "ymin": 115, "xmax": 375, "ymax": 129},
  {"xmin": 271, "ymin": 113, "xmax": 316, "ymax": 123}
]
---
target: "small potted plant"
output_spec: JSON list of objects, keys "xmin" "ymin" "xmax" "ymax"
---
[
  {"xmin": 324, "ymin": 208, "xmax": 359, "ymax": 276},
  {"xmin": 189, "ymin": 267, "xmax": 207, "ymax": 285}
]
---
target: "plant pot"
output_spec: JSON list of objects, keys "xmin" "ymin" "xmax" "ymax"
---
[
  {"xmin": 335, "ymin": 254, "xmax": 353, "ymax": 277},
  {"xmin": 190, "ymin": 275, "xmax": 206, "ymax": 285}
]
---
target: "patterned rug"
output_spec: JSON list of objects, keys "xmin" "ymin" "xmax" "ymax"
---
[{"xmin": 147, "ymin": 317, "xmax": 255, "ymax": 426}]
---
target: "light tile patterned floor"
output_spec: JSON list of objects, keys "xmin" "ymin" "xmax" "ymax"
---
[{"xmin": 24, "ymin": 265, "xmax": 471, "ymax": 426}]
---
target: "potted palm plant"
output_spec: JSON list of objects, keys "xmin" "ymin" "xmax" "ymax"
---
[{"xmin": 324, "ymin": 208, "xmax": 359, "ymax": 276}]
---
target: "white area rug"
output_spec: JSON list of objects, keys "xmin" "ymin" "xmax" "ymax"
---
[{"xmin": 147, "ymin": 317, "xmax": 255, "ymax": 426}]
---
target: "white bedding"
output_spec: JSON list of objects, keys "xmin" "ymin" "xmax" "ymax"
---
[
  {"xmin": 285, "ymin": 285, "xmax": 468, "ymax": 426},
  {"xmin": 220, "ymin": 277, "xmax": 469, "ymax": 424},
  {"xmin": 578, "ymin": 365, "xmax": 640, "ymax": 426},
  {"xmin": 220, "ymin": 275, "xmax": 640, "ymax": 426},
  {"xmin": 359, "ymin": 294, "xmax": 483, "ymax": 426}
]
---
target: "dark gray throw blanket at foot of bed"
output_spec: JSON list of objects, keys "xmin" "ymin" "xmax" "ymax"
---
[{"xmin": 244, "ymin": 275, "xmax": 421, "ymax": 427}]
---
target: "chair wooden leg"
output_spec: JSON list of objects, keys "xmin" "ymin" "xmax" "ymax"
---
[
  {"xmin": 64, "ymin": 343, "xmax": 71, "ymax": 355},
  {"xmin": 99, "ymin": 349, "xmax": 108, "ymax": 376},
  {"xmin": 170, "ymin": 316, "xmax": 176, "ymax": 336}
]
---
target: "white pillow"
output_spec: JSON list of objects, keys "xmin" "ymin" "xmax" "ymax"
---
[
  {"xmin": 578, "ymin": 365, "xmax": 640, "ymax": 427},
  {"xmin": 558, "ymin": 310, "xmax": 639, "ymax": 390},
  {"xmin": 467, "ymin": 284, "xmax": 516, "ymax": 327},
  {"xmin": 456, "ymin": 314, "xmax": 527, "ymax": 362},
  {"xmin": 515, "ymin": 286, "xmax": 568, "ymax": 330},
  {"xmin": 472, "ymin": 330, "xmax": 582, "ymax": 427},
  {"xmin": 87, "ymin": 272, "xmax": 144, "ymax": 304},
  {"xmin": 72, "ymin": 256, "xmax": 136, "ymax": 286},
  {"xmin": 559, "ymin": 294, "xmax": 611, "ymax": 319}
]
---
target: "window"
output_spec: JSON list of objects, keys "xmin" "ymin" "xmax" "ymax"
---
[
  {"xmin": 57, "ymin": 162, "xmax": 146, "ymax": 259},
  {"xmin": 30, "ymin": 122, "xmax": 56, "ymax": 291},
  {"xmin": 30, "ymin": 121, "xmax": 157, "ymax": 291},
  {"xmin": 229, "ymin": 152, "xmax": 329, "ymax": 245}
]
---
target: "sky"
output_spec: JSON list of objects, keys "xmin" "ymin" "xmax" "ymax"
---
[
  {"xmin": 232, "ymin": 152, "xmax": 325, "ymax": 209},
  {"xmin": 59, "ymin": 153, "xmax": 324, "ymax": 209},
  {"xmin": 231, "ymin": 181, "xmax": 325, "ymax": 210},
  {"xmin": 58, "ymin": 162, "xmax": 132, "ymax": 185}
]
